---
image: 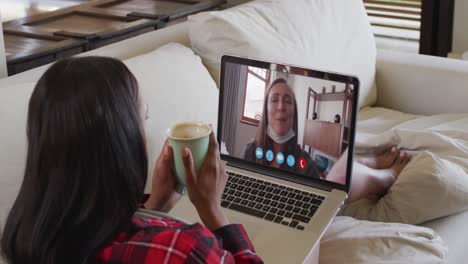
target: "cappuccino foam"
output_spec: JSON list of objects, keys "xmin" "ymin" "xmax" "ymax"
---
[{"xmin": 170, "ymin": 123, "xmax": 210, "ymax": 139}]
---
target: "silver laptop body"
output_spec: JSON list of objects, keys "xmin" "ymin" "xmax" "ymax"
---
[{"xmin": 170, "ymin": 55, "xmax": 359, "ymax": 263}]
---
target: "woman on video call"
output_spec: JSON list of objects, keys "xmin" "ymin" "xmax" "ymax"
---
[
  {"xmin": 242, "ymin": 78, "xmax": 320, "ymax": 178},
  {"xmin": 242, "ymin": 78, "xmax": 412, "ymax": 203},
  {"xmin": 1, "ymin": 57, "xmax": 263, "ymax": 264}
]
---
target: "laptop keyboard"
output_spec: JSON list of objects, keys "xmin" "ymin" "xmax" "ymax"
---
[{"xmin": 221, "ymin": 171, "xmax": 325, "ymax": 231}]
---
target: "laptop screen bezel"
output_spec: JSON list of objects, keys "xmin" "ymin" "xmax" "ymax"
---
[{"xmin": 218, "ymin": 55, "xmax": 359, "ymax": 193}]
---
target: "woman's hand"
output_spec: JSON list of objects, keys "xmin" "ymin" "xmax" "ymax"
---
[
  {"xmin": 182, "ymin": 131, "xmax": 229, "ymax": 230},
  {"xmin": 144, "ymin": 139, "xmax": 181, "ymax": 213}
]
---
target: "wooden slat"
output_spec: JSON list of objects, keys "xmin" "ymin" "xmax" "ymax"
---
[
  {"xmin": 98, "ymin": 0, "xmax": 226, "ymax": 21},
  {"xmin": 367, "ymin": 13, "xmax": 420, "ymax": 21},
  {"xmin": 5, "ymin": 33, "xmax": 85, "ymax": 63},
  {"xmin": 364, "ymin": 0, "xmax": 422, "ymax": 34},
  {"xmin": 78, "ymin": 7, "xmax": 139, "ymax": 21},
  {"xmin": 4, "ymin": 26, "xmax": 63, "ymax": 40},
  {"xmin": 370, "ymin": 22, "xmax": 420, "ymax": 31},
  {"xmin": 167, "ymin": 0, "xmax": 225, "ymax": 20},
  {"xmin": 363, "ymin": 0, "xmax": 421, "ymax": 9},
  {"xmin": 2, "ymin": 0, "xmax": 113, "ymax": 27},
  {"xmin": 365, "ymin": 5, "xmax": 420, "ymax": 16}
]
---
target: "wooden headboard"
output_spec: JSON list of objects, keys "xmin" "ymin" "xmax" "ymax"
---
[{"xmin": 303, "ymin": 119, "xmax": 342, "ymax": 158}]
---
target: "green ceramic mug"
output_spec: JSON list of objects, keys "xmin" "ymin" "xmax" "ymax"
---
[{"xmin": 167, "ymin": 122, "xmax": 211, "ymax": 194}]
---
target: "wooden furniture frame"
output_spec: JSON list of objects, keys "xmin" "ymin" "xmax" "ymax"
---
[
  {"xmin": 303, "ymin": 84, "xmax": 354, "ymax": 159},
  {"xmin": 3, "ymin": 0, "xmax": 226, "ymax": 75},
  {"xmin": 4, "ymin": 29, "xmax": 87, "ymax": 76},
  {"xmin": 94, "ymin": 0, "xmax": 226, "ymax": 22}
]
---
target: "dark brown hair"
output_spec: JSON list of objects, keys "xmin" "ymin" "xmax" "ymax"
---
[
  {"xmin": 255, "ymin": 78, "xmax": 298, "ymax": 165},
  {"xmin": 1, "ymin": 57, "xmax": 148, "ymax": 264}
]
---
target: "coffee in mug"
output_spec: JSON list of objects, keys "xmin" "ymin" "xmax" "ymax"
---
[{"xmin": 167, "ymin": 122, "xmax": 211, "ymax": 194}]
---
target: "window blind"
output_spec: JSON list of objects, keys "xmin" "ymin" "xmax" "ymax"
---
[{"xmin": 364, "ymin": 0, "xmax": 422, "ymax": 40}]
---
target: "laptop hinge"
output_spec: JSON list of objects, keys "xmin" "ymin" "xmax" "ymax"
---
[{"xmin": 226, "ymin": 160, "xmax": 334, "ymax": 192}]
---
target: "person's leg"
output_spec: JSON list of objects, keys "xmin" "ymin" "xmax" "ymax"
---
[
  {"xmin": 354, "ymin": 146, "xmax": 399, "ymax": 169},
  {"xmin": 326, "ymin": 150, "xmax": 411, "ymax": 203}
]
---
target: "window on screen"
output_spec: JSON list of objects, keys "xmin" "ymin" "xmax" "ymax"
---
[{"xmin": 241, "ymin": 67, "xmax": 270, "ymax": 125}]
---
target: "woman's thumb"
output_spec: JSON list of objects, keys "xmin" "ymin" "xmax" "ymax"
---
[{"xmin": 182, "ymin": 147, "xmax": 196, "ymax": 185}]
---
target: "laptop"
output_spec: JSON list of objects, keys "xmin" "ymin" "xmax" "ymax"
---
[{"xmin": 170, "ymin": 55, "xmax": 359, "ymax": 263}]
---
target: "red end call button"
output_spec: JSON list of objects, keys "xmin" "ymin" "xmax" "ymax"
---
[{"xmin": 298, "ymin": 157, "xmax": 307, "ymax": 170}]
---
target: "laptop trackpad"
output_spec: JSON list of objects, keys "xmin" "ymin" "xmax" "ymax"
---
[
  {"xmin": 225, "ymin": 210, "xmax": 267, "ymax": 238},
  {"xmin": 170, "ymin": 196, "xmax": 265, "ymax": 238}
]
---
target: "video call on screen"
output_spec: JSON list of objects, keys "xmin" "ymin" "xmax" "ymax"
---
[{"xmin": 220, "ymin": 61, "xmax": 356, "ymax": 184}]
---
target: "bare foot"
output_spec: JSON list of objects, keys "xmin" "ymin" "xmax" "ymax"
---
[
  {"xmin": 368, "ymin": 152, "xmax": 412, "ymax": 198},
  {"xmin": 356, "ymin": 146, "xmax": 400, "ymax": 169},
  {"xmin": 386, "ymin": 152, "xmax": 412, "ymax": 180}
]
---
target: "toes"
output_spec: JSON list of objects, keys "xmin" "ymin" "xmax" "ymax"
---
[
  {"xmin": 400, "ymin": 152, "xmax": 412, "ymax": 164},
  {"xmin": 398, "ymin": 153, "xmax": 405, "ymax": 164},
  {"xmin": 390, "ymin": 146, "xmax": 400, "ymax": 159},
  {"xmin": 385, "ymin": 146, "xmax": 400, "ymax": 162}
]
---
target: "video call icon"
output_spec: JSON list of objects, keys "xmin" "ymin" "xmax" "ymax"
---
[
  {"xmin": 276, "ymin": 152, "xmax": 284, "ymax": 165},
  {"xmin": 287, "ymin": 155, "xmax": 295, "ymax": 167},
  {"xmin": 298, "ymin": 157, "xmax": 307, "ymax": 170},
  {"xmin": 255, "ymin": 147, "xmax": 263, "ymax": 159},
  {"xmin": 266, "ymin": 150, "xmax": 274, "ymax": 162}
]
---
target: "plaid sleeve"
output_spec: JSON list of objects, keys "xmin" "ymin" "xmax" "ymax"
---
[
  {"xmin": 97, "ymin": 217, "xmax": 263, "ymax": 264},
  {"xmin": 212, "ymin": 224, "xmax": 263, "ymax": 264},
  {"xmin": 180, "ymin": 223, "xmax": 263, "ymax": 264}
]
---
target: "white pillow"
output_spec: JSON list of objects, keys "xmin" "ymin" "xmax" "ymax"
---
[
  {"xmin": 123, "ymin": 43, "xmax": 219, "ymax": 192},
  {"xmin": 0, "ymin": 82, "xmax": 35, "ymax": 227},
  {"xmin": 341, "ymin": 151, "xmax": 468, "ymax": 225},
  {"xmin": 321, "ymin": 216, "xmax": 448, "ymax": 264},
  {"xmin": 188, "ymin": 0, "xmax": 377, "ymax": 109}
]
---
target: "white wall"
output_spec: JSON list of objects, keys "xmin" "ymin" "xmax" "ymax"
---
[
  {"xmin": 452, "ymin": 0, "xmax": 468, "ymax": 55},
  {"xmin": 0, "ymin": 11, "xmax": 7, "ymax": 78}
]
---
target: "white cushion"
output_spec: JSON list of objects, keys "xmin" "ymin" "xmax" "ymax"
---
[
  {"xmin": 321, "ymin": 216, "xmax": 448, "ymax": 264},
  {"xmin": 346, "ymin": 108, "xmax": 468, "ymax": 225},
  {"xmin": 188, "ymin": 0, "xmax": 377, "ymax": 109},
  {"xmin": 422, "ymin": 210, "xmax": 468, "ymax": 264},
  {"xmin": 0, "ymin": 82, "xmax": 35, "ymax": 227},
  {"xmin": 123, "ymin": 43, "xmax": 219, "ymax": 192},
  {"xmin": 341, "ymin": 151, "xmax": 468, "ymax": 225}
]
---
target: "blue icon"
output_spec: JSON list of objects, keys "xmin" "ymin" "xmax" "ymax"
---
[
  {"xmin": 287, "ymin": 155, "xmax": 295, "ymax": 167},
  {"xmin": 276, "ymin": 152, "xmax": 284, "ymax": 164},
  {"xmin": 266, "ymin": 150, "xmax": 274, "ymax": 162},
  {"xmin": 255, "ymin": 147, "xmax": 263, "ymax": 159}
]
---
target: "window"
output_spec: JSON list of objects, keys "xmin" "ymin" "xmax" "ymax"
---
[
  {"xmin": 241, "ymin": 66, "xmax": 270, "ymax": 125},
  {"xmin": 364, "ymin": 0, "xmax": 455, "ymax": 57},
  {"xmin": 364, "ymin": 0, "xmax": 422, "ymax": 53}
]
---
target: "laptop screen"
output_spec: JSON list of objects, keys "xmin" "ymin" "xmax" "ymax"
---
[{"xmin": 219, "ymin": 56, "xmax": 359, "ymax": 190}]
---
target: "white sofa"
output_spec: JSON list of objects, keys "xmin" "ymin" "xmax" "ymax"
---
[
  {"xmin": 0, "ymin": 13, "xmax": 7, "ymax": 78},
  {"xmin": 1, "ymin": 7, "xmax": 468, "ymax": 264}
]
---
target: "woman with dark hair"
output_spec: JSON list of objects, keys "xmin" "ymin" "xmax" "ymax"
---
[
  {"xmin": 1, "ymin": 57, "xmax": 263, "ymax": 264},
  {"xmin": 242, "ymin": 78, "xmax": 412, "ymax": 203},
  {"xmin": 242, "ymin": 78, "xmax": 320, "ymax": 178}
]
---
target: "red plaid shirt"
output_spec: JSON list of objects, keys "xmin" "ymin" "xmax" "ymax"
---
[{"xmin": 97, "ymin": 212, "xmax": 263, "ymax": 263}]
